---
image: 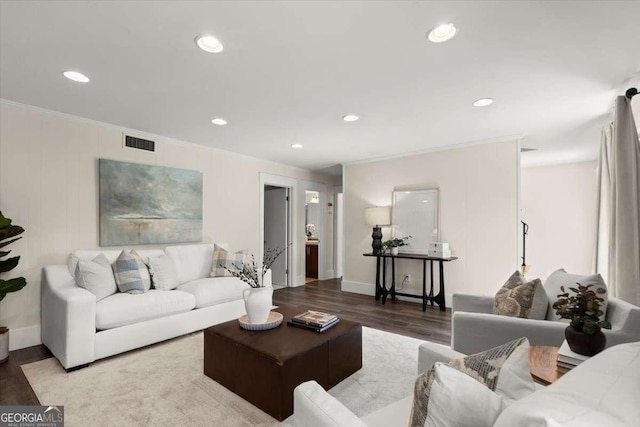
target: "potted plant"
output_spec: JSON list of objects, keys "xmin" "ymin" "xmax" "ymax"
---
[
  {"xmin": 227, "ymin": 245, "xmax": 289, "ymax": 324},
  {"xmin": 552, "ymin": 283, "xmax": 611, "ymax": 356},
  {"xmin": 0, "ymin": 211, "xmax": 27, "ymax": 364},
  {"xmin": 382, "ymin": 236, "xmax": 411, "ymax": 256}
]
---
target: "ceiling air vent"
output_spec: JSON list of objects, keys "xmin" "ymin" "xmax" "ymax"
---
[{"xmin": 124, "ymin": 135, "xmax": 155, "ymax": 152}]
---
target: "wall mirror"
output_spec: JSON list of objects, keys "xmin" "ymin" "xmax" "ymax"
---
[{"xmin": 392, "ymin": 189, "xmax": 439, "ymax": 253}]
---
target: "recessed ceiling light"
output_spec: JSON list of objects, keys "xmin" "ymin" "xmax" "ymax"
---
[
  {"xmin": 427, "ymin": 23, "xmax": 457, "ymax": 43},
  {"xmin": 342, "ymin": 114, "xmax": 359, "ymax": 122},
  {"xmin": 291, "ymin": 144, "xmax": 303, "ymax": 149},
  {"xmin": 211, "ymin": 118, "xmax": 227, "ymax": 125},
  {"xmin": 195, "ymin": 35, "xmax": 224, "ymax": 53},
  {"xmin": 63, "ymin": 71, "xmax": 90, "ymax": 83},
  {"xmin": 473, "ymin": 98, "xmax": 494, "ymax": 107}
]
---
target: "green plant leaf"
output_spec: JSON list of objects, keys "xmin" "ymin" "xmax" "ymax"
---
[
  {"xmin": 568, "ymin": 287, "xmax": 579, "ymax": 293},
  {"xmin": 0, "ymin": 256, "xmax": 20, "ymax": 273},
  {"xmin": 0, "ymin": 236, "xmax": 22, "ymax": 250},
  {"xmin": 0, "ymin": 212, "xmax": 11, "ymax": 228},
  {"xmin": 0, "ymin": 277, "xmax": 27, "ymax": 301},
  {"xmin": 0, "ymin": 225, "xmax": 25, "ymax": 242},
  {"xmin": 599, "ymin": 320, "xmax": 612, "ymax": 330},
  {"xmin": 596, "ymin": 288, "xmax": 607, "ymax": 294},
  {"xmin": 0, "ymin": 250, "xmax": 9, "ymax": 257}
]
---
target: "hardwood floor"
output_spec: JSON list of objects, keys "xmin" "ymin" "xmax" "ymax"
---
[
  {"xmin": 0, "ymin": 345, "xmax": 51, "ymax": 405},
  {"xmin": 274, "ymin": 278, "xmax": 452, "ymax": 345},
  {"xmin": 0, "ymin": 278, "xmax": 452, "ymax": 406}
]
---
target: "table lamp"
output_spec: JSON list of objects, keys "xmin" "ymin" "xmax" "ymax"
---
[{"xmin": 365, "ymin": 207, "xmax": 391, "ymax": 255}]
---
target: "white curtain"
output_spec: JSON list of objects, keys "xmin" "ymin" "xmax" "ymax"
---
[{"xmin": 595, "ymin": 96, "xmax": 640, "ymax": 306}]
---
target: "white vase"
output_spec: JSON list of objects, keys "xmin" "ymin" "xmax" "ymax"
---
[
  {"xmin": 391, "ymin": 247, "xmax": 399, "ymax": 256},
  {"xmin": 242, "ymin": 286, "xmax": 273, "ymax": 324},
  {"xmin": 0, "ymin": 327, "xmax": 8, "ymax": 364}
]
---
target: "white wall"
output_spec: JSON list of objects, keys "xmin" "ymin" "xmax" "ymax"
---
[
  {"xmin": 343, "ymin": 140, "xmax": 520, "ymax": 305},
  {"xmin": 520, "ymin": 160, "xmax": 598, "ymax": 279},
  {"xmin": 0, "ymin": 101, "xmax": 337, "ymax": 348}
]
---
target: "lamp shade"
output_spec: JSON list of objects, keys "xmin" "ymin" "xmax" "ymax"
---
[{"xmin": 365, "ymin": 207, "xmax": 391, "ymax": 226}]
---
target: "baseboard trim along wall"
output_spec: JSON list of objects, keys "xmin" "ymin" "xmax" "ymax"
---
[{"xmin": 9, "ymin": 325, "xmax": 42, "ymax": 351}]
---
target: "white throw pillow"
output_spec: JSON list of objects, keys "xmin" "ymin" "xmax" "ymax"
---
[
  {"xmin": 148, "ymin": 254, "xmax": 180, "ymax": 290},
  {"xmin": 426, "ymin": 363, "xmax": 506, "ymax": 427},
  {"xmin": 74, "ymin": 254, "xmax": 118, "ymax": 301}
]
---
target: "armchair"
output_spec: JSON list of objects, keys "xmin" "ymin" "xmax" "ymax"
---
[{"xmin": 451, "ymin": 293, "xmax": 640, "ymax": 355}]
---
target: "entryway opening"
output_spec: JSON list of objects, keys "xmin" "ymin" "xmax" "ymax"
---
[
  {"xmin": 264, "ymin": 185, "xmax": 290, "ymax": 288},
  {"xmin": 305, "ymin": 190, "xmax": 321, "ymax": 283}
]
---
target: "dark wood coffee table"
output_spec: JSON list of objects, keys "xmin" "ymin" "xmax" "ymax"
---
[{"xmin": 203, "ymin": 304, "xmax": 362, "ymax": 420}]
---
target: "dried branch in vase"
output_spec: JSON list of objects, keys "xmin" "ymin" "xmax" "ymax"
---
[{"xmin": 225, "ymin": 243, "xmax": 291, "ymax": 288}]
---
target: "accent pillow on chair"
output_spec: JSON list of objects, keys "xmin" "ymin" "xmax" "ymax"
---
[
  {"xmin": 74, "ymin": 253, "xmax": 118, "ymax": 301},
  {"xmin": 409, "ymin": 337, "xmax": 535, "ymax": 427},
  {"xmin": 211, "ymin": 244, "xmax": 248, "ymax": 277},
  {"xmin": 493, "ymin": 271, "xmax": 548, "ymax": 319},
  {"xmin": 543, "ymin": 268, "xmax": 608, "ymax": 321},
  {"xmin": 112, "ymin": 249, "xmax": 152, "ymax": 294}
]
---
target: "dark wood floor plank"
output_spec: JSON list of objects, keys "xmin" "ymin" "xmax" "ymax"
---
[{"xmin": 274, "ymin": 278, "xmax": 452, "ymax": 345}]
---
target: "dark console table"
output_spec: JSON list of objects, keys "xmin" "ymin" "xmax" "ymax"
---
[{"xmin": 363, "ymin": 252, "xmax": 458, "ymax": 311}]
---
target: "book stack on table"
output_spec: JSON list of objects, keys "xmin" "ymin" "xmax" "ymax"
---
[
  {"xmin": 557, "ymin": 340, "xmax": 590, "ymax": 373},
  {"xmin": 287, "ymin": 310, "xmax": 340, "ymax": 333}
]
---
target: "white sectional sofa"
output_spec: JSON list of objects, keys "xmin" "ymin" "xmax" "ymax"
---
[
  {"xmin": 41, "ymin": 243, "xmax": 270, "ymax": 370},
  {"xmin": 294, "ymin": 340, "xmax": 640, "ymax": 426}
]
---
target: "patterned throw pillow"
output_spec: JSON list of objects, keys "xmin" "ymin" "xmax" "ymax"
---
[
  {"xmin": 211, "ymin": 244, "xmax": 248, "ymax": 277},
  {"xmin": 409, "ymin": 337, "xmax": 535, "ymax": 427},
  {"xmin": 112, "ymin": 250, "xmax": 152, "ymax": 294},
  {"xmin": 493, "ymin": 271, "xmax": 548, "ymax": 319}
]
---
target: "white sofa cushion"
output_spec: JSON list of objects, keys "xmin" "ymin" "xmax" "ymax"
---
[
  {"xmin": 426, "ymin": 364, "xmax": 506, "ymax": 427},
  {"xmin": 165, "ymin": 243, "xmax": 228, "ymax": 285},
  {"xmin": 95, "ymin": 289, "xmax": 196, "ymax": 330},
  {"xmin": 74, "ymin": 254, "xmax": 117, "ymax": 301},
  {"xmin": 360, "ymin": 395, "xmax": 412, "ymax": 427},
  {"xmin": 68, "ymin": 249, "xmax": 165, "ymax": 276},
  {"xmin": 177, "ymin": 277, "xmax": 249, "ymax": 309},
  {"xmin": 494, "ymin": 341, "xmax": 640, "ymax": 427}
]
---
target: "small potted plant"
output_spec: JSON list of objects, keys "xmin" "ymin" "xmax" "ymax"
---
[
  {"xmin": 382, "ymin": 236, "xmax": 411, "ymax": 256},
  {"xmin": 226, "ymin": 245, "xmax": 289, "ymax": 324},
  {"xmin": 552, "ymin": 283, "xmax": 611, "ymax": 356},
  {"xmin": 0, "ymin": 211, "xmax": 27, "ymax": 364}
]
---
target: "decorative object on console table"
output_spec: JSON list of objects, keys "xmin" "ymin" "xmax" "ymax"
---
[
  {"xmin": 553, "ymin": 283, "xmax": 611, "ymax": 356},
  {"xmin": 427, "ymin": 241, "xmax": 451, "ymax": 258},
  {"xmin": 0, "ymin": 211, "xmax": 27, "ymax": 364},
  {"xmin": 99, "ymin": 159, "xmax": 203, "ymax": 246},
  {"xmin": 227, "ymin": 245, "xmax": 289, "ymax": 324},
  {"xmin": 382, "ymin": 236, "xmax": 411, "ymax": 255},
  {"xmin": 364, "ymin": 207, "xmax": 391, "ymax": 255}
]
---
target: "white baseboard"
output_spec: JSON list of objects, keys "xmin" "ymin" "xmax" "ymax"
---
[
  {"xmin": 9, "ymin": 325, "xmax": 42, "ymax": 350},
  {"xmin": 342, "ymin": 281, "xmax": 376, "ymax": 296},
  {"xmin": 290, "ymin": 275, "xmax": 306, "ymax": 287}
]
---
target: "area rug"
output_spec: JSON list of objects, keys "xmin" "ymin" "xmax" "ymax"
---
[{"xmin": 22, "ymin": 327, "xmax": 425, "ymax": 426}]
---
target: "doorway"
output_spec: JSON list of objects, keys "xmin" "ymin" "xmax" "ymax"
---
[
  {"xmin": 264, "ymin": 185, "xmax": 290, "ymax": 288},
  {"xmin": 305, "ymin": 190, "xmax": 320, "ymax": 283}
]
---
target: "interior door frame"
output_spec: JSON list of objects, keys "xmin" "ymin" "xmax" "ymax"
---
[
  {"xmin": 259, "ymin": 173, "xmax": 298, "ymax": 287},
  {"xmin": 303, "ymin": 180, "xmax": 327, "ymax": 281}
]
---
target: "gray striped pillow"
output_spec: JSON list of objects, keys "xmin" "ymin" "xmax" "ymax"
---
[{"xmin": 112, "ymin": 250, "xmax": 151, "ymax": 294}]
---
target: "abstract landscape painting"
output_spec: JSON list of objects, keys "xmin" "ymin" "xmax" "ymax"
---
[{"xmin": 99, "ymin": 159, "xmax": 203, "ymax": 246}]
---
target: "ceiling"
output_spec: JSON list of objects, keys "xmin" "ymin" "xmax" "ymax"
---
[{"xmin": 1, "ymin": 1, "xmax": 639, "ymax": 174}]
